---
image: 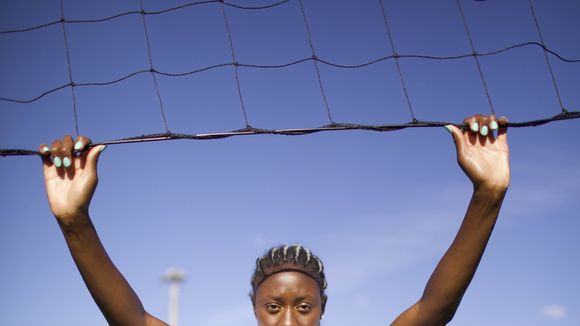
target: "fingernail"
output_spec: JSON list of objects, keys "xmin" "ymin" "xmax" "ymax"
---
[
  {"xmin": 99, "ymin": 145, "xmax": 107, "ymax": 153},
  {"xmin": 42, "ymin": 146, "xmax": 50, "ymax": 153},
  {"xmin": 74, "ymin": 141, "xmax": 82, "ymax": 150},
  {"xmin": 490, "ymin": 121, "xmax": 498, "ymax": 130},
  {"xmin": 54, "ymin": 157, "xmax": 62, "ymax": 168},
  {"xmin": 480, "ymin": 125, "xmax": 489, "ymax": 137},
  {"xmin": 63, "ymin": 157, "xmax": 72, "ymax": 168},
  {"xmin": 471, "ymin": 122, "xmax": 479, "ymax": 132},
  {"xmin": 444, "ymin": 125, "xmax": 453, "ymax": 134}
]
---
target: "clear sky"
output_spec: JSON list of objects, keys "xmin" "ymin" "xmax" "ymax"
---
[{"xmin": 1, "ymin": 0, "xmax": 579, "ymax": 325}]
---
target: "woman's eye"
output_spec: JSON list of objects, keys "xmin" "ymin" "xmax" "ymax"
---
[
  {"xmin": 265, "ymin": 303, "xmax": 282, "ymax": 313},
  {"xmin": 296, "ymin": 303, "xmax": 313, "ymax": 312}
]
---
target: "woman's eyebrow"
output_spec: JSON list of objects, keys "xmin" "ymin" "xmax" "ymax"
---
[
  {"xmin": 264, "ymin": 296, "xmax": 284, "ymax": 302},
  {"xmin": 293, "ymin": 296, "xmax": 315, "ymax": 304}
]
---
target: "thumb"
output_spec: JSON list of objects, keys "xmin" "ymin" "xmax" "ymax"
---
[
  {"xmin": 444, "ymin": 124, "xmax": 464, "ymax": 153},
  {"xmin": 496, "ymin": 116, "xmax": 509, "ymax": 143},
  {"xmin": 85, "ymin": 145, "xmax": 106, "ymax": 174}
]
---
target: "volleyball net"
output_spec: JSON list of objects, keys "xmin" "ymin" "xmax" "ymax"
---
[{"xmin": 1, "ymin": 0, "xmax": 578, "ymax": 157}]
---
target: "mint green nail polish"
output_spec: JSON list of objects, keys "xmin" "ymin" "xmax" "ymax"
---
[
  {"xmin": 54, "ymin": 157, "xmax": 62, "ymax": 168},
  {"xmin": 490, "ymin": 121, "xmax": 498, "ymax": 130},
  {"xmin": 444, "ymin": 125, "xmax": 453, "ymax": 134},
  {"xmin": 63, "ymin": 157, "xmax": 72, "ymax": 168},
  {"xmin": 74, "ymin": 141, "xmax": 82, "ymax": 150},
  {"xmin": 480, "ymin": 125, "xmax": 489, "ymax": 137},
  {"xmin": 471, "ymin": 122, "xmax": 479, "ymax": 132},
  {"xmin": 42, "ymin": 146, "xmax": 50, "ymax": 153}
]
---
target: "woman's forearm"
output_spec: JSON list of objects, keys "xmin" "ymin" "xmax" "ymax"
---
[
  {"xmin": 58, "ymin": 213, "xmax": 158, "ymax": 326},
  {"xmin": 41, "ymin": 138, "xmax": 165, "ymax": 325},
  {"xmin": 393, "ymin": 187, "xmax": 506, "ymax": 325},
  {"xmin": 393, "ymin": 116, "xmax": 509, "ymax": 325},
  {"xmin": 420, "ymin": 186, "xmax": 506, "ymax": 323}
]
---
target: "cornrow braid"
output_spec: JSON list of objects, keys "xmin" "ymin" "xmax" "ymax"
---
[{"xmin": 250, "ymin": 244, "xmax": 327, "ymax": 303}]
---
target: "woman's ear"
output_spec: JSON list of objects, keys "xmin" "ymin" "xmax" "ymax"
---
[
  {"xmin": 321, "ymin": 294, "xmax": 328, "ymax": 316},
  {"xmin": 249, "ymin": 292, "xmax": 257, "ymax": 317}
]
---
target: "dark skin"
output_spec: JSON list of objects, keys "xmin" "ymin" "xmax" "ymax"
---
[
  {"xmin": 254, "ymin": 272, "xmax": 325, "ymax": 326},
  {"xmin": 40, "ymin": 114, "xmax": 508, "ymax": 326}
]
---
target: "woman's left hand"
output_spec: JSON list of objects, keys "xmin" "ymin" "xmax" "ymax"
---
[{"xmin": 446, "ymin": 114, "xmax": 510, "ymax": 192}]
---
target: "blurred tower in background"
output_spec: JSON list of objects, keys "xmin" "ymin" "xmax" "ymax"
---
[{"xmin": 163, "ymin": 268, "xmax": 187, "ymax": 326}]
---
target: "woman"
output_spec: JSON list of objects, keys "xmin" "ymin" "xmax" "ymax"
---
[{"xmin": 40, "ymin": 114, "xmax": 509, "ymax": 325}]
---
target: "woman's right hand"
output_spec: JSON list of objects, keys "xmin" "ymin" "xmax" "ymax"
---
[
  {"xmin": 39, "ymin": 136, "xmax": 106, "ymax": 222},
  {"xmin": 39, "ymin": 137, "xmax": 164, "ymax": 326}
]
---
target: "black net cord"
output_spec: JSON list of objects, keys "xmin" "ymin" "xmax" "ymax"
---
[{"xmin": 2, "ymin": 110, "xmax": 579, "ymax": 157}]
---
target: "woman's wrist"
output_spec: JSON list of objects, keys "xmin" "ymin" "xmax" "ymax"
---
[
  {"xmin": 56, "ymin": 211, "xmax": 93, "ymax": 232},
  {"xmin": 471, "ymin": 184, "xmax": 508, "ymax": 209},
  {"xmin": 473, "ymin": 183, "xmax": 508, "ymax": 196}
]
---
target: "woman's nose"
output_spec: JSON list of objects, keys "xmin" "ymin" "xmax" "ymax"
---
[{"xmin": 281, "ymin": 309, "xmax": 294, "ymax": 326}]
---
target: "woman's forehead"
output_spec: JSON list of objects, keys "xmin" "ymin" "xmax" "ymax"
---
[{"xmin": 256, "ymin": 271, "xmax": 321, "ymax": 299}]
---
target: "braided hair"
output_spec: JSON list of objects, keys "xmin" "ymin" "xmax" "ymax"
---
[{"xmin": 250, "ymin": 244, "xmax": 327, "ymax": 306}]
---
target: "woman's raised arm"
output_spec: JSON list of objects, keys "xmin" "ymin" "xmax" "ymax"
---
[
  {"xmin": 392, "ymin": 115, "xmax": 510, "ymax": 326},
  {"xmin": 40, "ymin": 136, "xmax": 166, "ymax": 326}
]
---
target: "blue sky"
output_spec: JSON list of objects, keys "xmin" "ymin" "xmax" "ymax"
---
[{"xmin": 1, "ymin": 0, "xmax": 579, "ymax": 325}]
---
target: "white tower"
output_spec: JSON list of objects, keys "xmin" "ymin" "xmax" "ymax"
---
[{"xmin": 163, "ymin": 268, "xmax": 187, "ymax": 326}]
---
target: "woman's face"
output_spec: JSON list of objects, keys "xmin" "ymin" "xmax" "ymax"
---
[{"xmin": 254, "ymin": 271, "xmax": 324, "ymax": 326}]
